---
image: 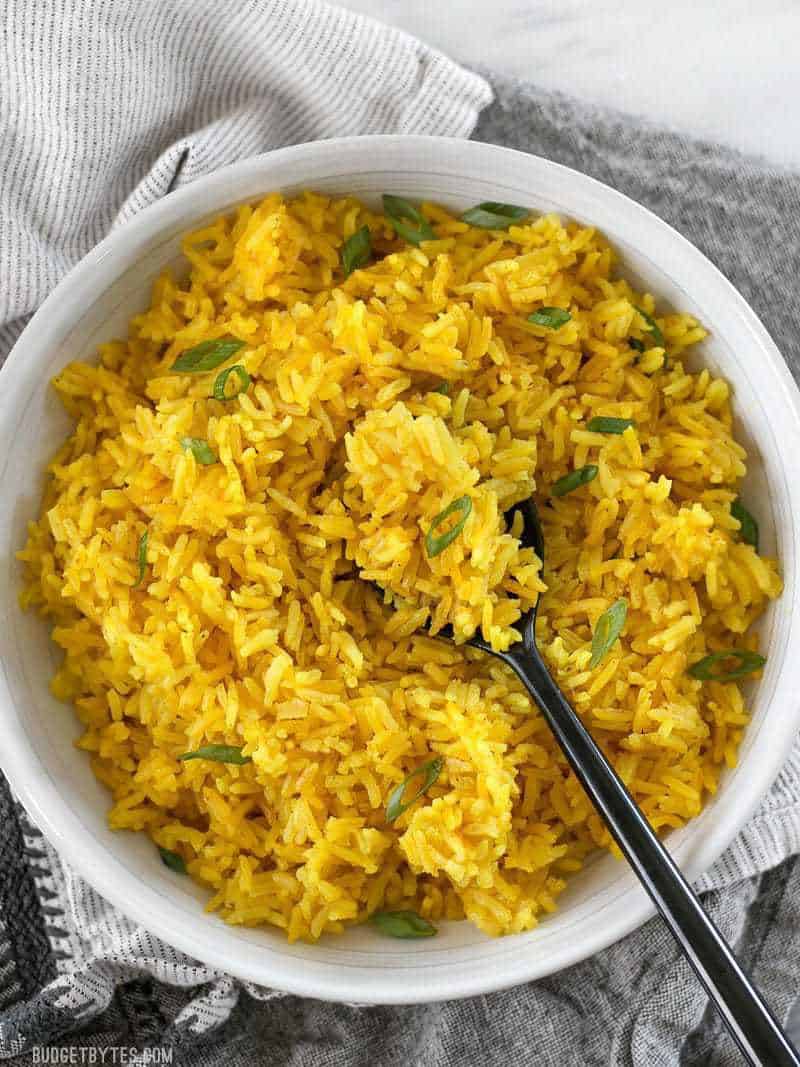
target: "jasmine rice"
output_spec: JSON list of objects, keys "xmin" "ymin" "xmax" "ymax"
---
[{"xmin": 18, "ymin": 191, "xmax": 781, "ymax": 942}]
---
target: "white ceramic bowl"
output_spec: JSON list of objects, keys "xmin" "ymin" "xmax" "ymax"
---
[{"xmin": 2, "ymin": 136, "xmax": 800, "ymax": 1005}]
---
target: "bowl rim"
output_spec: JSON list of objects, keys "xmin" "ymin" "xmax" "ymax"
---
[{"xmin": 2, "ymin": 134, "xmax": 800, "ymax": 1005}]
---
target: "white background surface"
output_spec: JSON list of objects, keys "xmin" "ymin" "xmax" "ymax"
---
[{"xmin": 339, "ymin": 0, "xmax": 800, "ymax": 168}]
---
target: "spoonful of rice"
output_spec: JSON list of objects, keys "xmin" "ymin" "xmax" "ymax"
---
[{"xmin": 414, "ymin": 496, "xmax": 797, "ymax": 1067}]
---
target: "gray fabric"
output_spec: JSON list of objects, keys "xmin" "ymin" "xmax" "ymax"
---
[{"xmin": 2, "ymin": 6, "xmax": 800, "ymax": 1062}]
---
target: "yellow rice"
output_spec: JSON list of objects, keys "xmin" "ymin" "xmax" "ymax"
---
[{"xmin": 19, "ymin": 191, "xmax": 782, "ymax": 941}]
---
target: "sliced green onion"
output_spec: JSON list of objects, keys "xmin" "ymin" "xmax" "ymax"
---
[
  {"xmin": 382, "ymin": 194, "xmax": 435, "ymax": 245},
  {"xmin": 460, "ymin": 202, "xmax": 530, "ymax": 229},
  {"xmin": 180, "ymin": 437, "xmax": 217, "ymax": 465},
  {"xmin": 341, "ymin": 225, "xmax": 372, "ymax": 277},
  {"xmin": 688, "ymin": 649, "xmax": 766, "ymax": 682},
  {"xmin": 586, "ymin": 417, "xmax": 635, "ymax": 435},
  {"xmin": 171, "ymin": 336, "xmax": 245, "ymax": 373},
  {"xmin": 629, "ymin": 337, "xmax": 645, "ymax": 353},
  {"xmin": 731, "ymin": 499, "xmax": 759, "ymax": 551},
  {"xmin": 633, "ymin": 306, "xmax": 665, "ymax": 348},
  {"xmin": 158, "ymin": 847, "xmax": 187, "ymax": 874},
  {"xmin": 212, "ymin": 365, "xmax": 251, "ymax": 401},
  {"xmin": 590, "ymin": 599, "xmax": 628, "ymax": 669},
  {"xmin": 370, "ymin": 910, "xmax": 437, "ymax": 939},
  {"xmin": 551, "ymin": 465, "xmax": 598, "ymax": 497},
  {"xmin": 134, "ymin": 530, "xmax": 148, "ymax": 588},
  {"xmin": 178, "ymin": 745, "xmax": 251, "ymax": 764},
  {"xmin": 385, "ymin": 757, "xmax": 444, "ymax": 822},
  {"xmin": 425, "ymin": 496, "xmax": 472, "ymax": 557},
  {"xmin": 528, "ymin": 307, "xmax": 571, "ymax": 330},
  {"xmin": 433, "ymin": 381, "xmax": 450, "ymax": 396}
]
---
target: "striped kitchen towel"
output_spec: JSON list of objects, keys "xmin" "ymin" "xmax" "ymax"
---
[{"xmin": 0, "ymin": 0, "xmax": 491, "ymax": 360}]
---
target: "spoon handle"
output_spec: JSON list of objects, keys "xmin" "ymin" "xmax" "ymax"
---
[{"xmin": 507, "ymin": 647, "xmax": 799, "ymax": 1067}]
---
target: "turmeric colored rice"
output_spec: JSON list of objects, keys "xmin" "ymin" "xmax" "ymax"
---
[{"xmin": 19, "ymin": 191, "xmax": 782, "ymax": 941}]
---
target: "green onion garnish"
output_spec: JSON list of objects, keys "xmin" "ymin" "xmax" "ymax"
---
[
  {"xmin": 385, "ymin": 757, "xmax": 444, "ymax": 823},
  {"xmin": 171, "ymin": 336, "xmax": 245, "ymax": 373},
  {"xmin": 369, "ymin": 910, "xmax": 437, "ymax": 939},
  {"xmin": 158, "ymin": 847, "xmax": 187, "ymax": 874},
  {"xmin": 629, "ymin": 337, "xmax": 645, "ymax": 353},
  {"xmin": 633, "ymin": 306, "xmax": 665, "ymax": 348},
  {"xmin": 586, "ymin": 417, "xmax": 635, "ymax": 435},
  {"xmin": 551, "ymin": 465, "xmax": 598, "ymax": 497},
  {"xmin": 688, "ymin": 649, "xmax": 766, "ymax": 682},
  {"xmin": 178, "ymin": 745, "xmax": 251, "ymax": 764},
  {"xmin": 460, "ymin": 202, "xmax": 530, "ymax": 229},
  {"xmin": 212, "ymin": 365, "xmax": 251, "ymax": 401},
  {"xmin": 590, "ymin": 599, "xmax": 628, "ymax": 668},
  {"xmin": 134, "ymin": 530, "xmax": 148, "ymax": 587},
  {"xmin": 180, "ymin": 437, "xmax": 217, "ymax": 465},
  {"xmin": 528, "ymin": 307, "xmax": 571, "ymax": 330},
  {"xmin": 341, "ymin": 225, "xmax": 372, "ymax": 277},
  {"xmin": 433, "ymin": 382, "xmax": 450, "ymax": 396},
  {"xmin": 382, "ymin": 195, "xmax": 435, "ymax": 245},
  {"xmin": 731, "ymin": 499, "xmax": 759, "ymax": 551},
  {"xmin": 425, "ymin": 496, "xmax": 472, "ymax": 557}
]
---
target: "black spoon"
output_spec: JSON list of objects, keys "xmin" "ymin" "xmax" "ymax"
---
[{"xmin": 439, "ymin": 497, "xmax": 798, "ymax": 1067}]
